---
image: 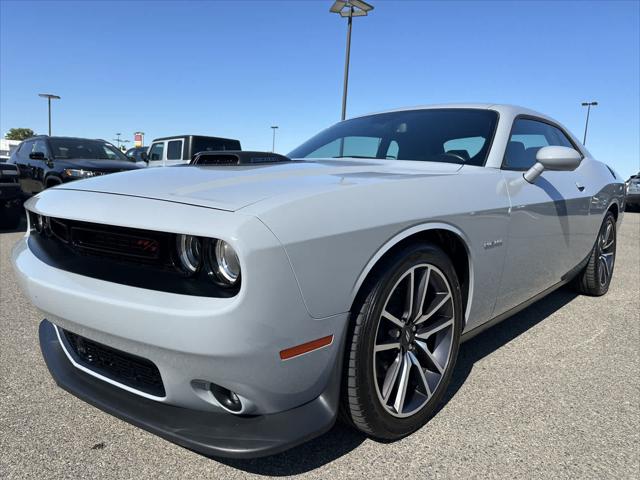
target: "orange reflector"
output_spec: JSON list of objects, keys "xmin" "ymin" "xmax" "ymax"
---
[{"xmin": 279, "ymin": 335, "xmax": 334, "ymax": 360}]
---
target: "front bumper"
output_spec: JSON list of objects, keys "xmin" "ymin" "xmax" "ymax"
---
[
  {"xmin": 13, "ymin": 189, "xmax": 350, "ymax": 457},
  {"xmin": 39, "ymin": 319, "xmax": 340, "ymax": 458}
]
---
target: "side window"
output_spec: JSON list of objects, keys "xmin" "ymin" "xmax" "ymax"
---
[
  {"xmin": 504, "ymin": 118, "xmax": 577, "ymax": 170},
  {"xmin": 33, "ymin": 140, "xmax": 48, "ymax": 157},
  {"xmin": 167, "ymin": 140, "xmax": 183, "ymax": 160},
  {"xmin": 149, "ymin": 142, "xmax": 164, "ymax": 161},
  {"xmin": 548, "ymin": 126, "xmax": 575, "ymax": 148},
  {"xmin": 19, "ymin": 141, "xmax": 34, "ymax": 158}
]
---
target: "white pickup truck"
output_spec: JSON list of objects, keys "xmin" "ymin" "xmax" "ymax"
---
[{"xmin": 146, "ymin": 135, "xmax": 241, "ymax": 167}]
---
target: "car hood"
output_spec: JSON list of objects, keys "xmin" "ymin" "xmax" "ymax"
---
[
  {"xmin": 54, "ymin": 158, "xmax": 142, "ymax": 171},
  {"xmin": 57, "ymin": 158, "xmax": 462, "ymax": 211}
]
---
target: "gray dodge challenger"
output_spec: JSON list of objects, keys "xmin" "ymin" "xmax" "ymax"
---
[{"xmin": 12, "ymin": 104, "xmax": 625, "ymax": 458}]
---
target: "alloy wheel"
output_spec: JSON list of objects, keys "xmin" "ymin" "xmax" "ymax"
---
[
  {"xmin": 598, "ymin": 218, "xmax": 616, "ymax": 287},
  {"xmin": 372, "ymin": 264, "xmax": 455, "ymax": 418}
]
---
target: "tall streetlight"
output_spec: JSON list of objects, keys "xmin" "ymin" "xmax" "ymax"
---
[
  {"xmin": 330, "ymin": 0, "xmax": 374, "ymax": 121},
  {"xmin": 38, "ymin": 93, "xmax": 61, "ymax": 136},
  {"xmin": 581, "ymin": 101, "xmax": 598, "ymax": 145},
  {"xmin": 271, "ymin": 126, "xmax": 279, "ymax": 152},
  {"xmin": 112, "ymin": 133, "xmax": 130, "ymax": 150}
]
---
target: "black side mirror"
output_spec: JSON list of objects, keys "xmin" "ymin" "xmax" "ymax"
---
[
  {"xmin": 140, "ymin": 152, "xmax": 148, "ymax": 162},
  {"xmin": 29, "ymin": 151, "xmax": 46, "ymax": 160}
]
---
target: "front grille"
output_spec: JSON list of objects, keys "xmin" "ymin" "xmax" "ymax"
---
[
  {"xmin": 72, "ymin": 226, "xmax": 161, "ymax": 260},
  {"xmin": 44, "ymin": 216, "xmax": 169, "ymax": 265},
  {"xmin": 62, "ymin": 329, "xmax": 165, "ymax": 397},
  {"xmin": 27, "ymin": 214, "xmax": 239, "ymax": 297}
]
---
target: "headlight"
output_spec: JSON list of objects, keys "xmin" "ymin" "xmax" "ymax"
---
[
  {"xmin": 176, "ymin": 234, "xmax": 203, "ymax": 274},
  {"xmin": 210, "ymin": 240, "xmax": 240, "ymax": 285},
  {"xmin": 63, "ymin": 169, "xmax": 99, "ymax": 178}
]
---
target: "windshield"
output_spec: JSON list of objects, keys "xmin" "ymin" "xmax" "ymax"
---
[
  {"xmin": 49, "ymin": 138, "xmax": 130, "ymax": 161},
  {"xmin": 288, "ymin": 109, "xmax": 499, "ymax": 166}
]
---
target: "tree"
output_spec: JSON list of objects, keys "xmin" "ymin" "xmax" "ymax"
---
[{"xmin": 5, "ymin": 128, "xmax": 35, "ymax": 141}]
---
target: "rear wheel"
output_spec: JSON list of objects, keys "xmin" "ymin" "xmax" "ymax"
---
[
  {"xmin": 342, "ymin": 244, "xmax": 463, "ymax": 440},
  {"xmin": 574, "ymin": 211, "xmax": 616, "ymax": 296}
]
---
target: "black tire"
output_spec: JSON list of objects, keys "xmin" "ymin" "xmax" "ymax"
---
[
  {"xmin": 45, "ymin": 177, "xmax": 62, "ymax": 189},
  {"xmin": 341, "ymin": 243, "xmax": 463, "ymax": 440},
  {"xmin": 574, "ymin": 211, "xmax": 617, "ymax": 296}
]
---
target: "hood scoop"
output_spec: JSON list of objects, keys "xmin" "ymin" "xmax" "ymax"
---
[{"xmin": 191, "ymin": 150, "xmax": 292, "ymax": 166}]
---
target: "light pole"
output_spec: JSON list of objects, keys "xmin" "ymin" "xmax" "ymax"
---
[
  {"xmin": 271, "ymin": 126, "xmax": 279, "ymax": 152},
  {"xmin": 112, "ymin": 133, "xmax": 130, "ymax": 149},
  {"xmin": 581, "ymin": 101, "xmax": 598, "ymax": 145},
  {"xmin": 38, "ymin": 93, "xmax": 61, "ymax": 136},
  {"xmin": 330, "ymin": 0, "xmax": 374, "ymax": 121}
]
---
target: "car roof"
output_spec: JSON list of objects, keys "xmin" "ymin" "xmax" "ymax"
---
[
  {"xmin": 352, "ymin": 103, "xmax": 552, "ymax": 121},
  {"xmin": 151, "ymin": 135, "xmax": 240, "ymax": 142},
  {"xmin": 25, "ymin": 136, "xmax": 117, "ymax": 143}
]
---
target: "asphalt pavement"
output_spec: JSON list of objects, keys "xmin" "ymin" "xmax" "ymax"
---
[{"xmin": 1, "ymin": 214, "xmax": 638, "ymax": 479}]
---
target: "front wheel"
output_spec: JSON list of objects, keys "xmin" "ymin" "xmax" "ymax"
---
[{"xmin": 342, "ymin": 244, "xmax": 463, "ymax": 440}]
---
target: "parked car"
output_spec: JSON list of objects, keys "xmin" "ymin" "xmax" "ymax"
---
[
  {"xmin": 12, "ymin": 104, "xmax": 625, "ymax": 458},
  {"xmin": 0, "ymin": 162, "xmax": 24, "ymax": 229},
  {"xmin": 625, "ymin": 172, "xmax": 640, "ymax": 211},
  {"xmin": 125, "ymin": 146, "xmax": 149, "ymax": 164},
  {"xmin": 8, "ymin": 136, "xmax": 143, "ymax": 194},
  {"xmin": 146, "ymin": 135, "xmax": 241, "ymax": 167}
]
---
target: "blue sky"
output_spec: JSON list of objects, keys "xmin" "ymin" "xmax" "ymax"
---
[{"xmin": 1, "ymin": 0, "xmax": 638, "ymax": 177}]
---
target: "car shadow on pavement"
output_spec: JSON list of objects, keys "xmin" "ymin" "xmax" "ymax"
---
[{"xmin": 216, "ymin": 288, "xmax": 579, "ymax": 476}]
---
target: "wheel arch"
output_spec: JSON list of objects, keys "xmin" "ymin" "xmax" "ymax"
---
[
  {"xmin": 350, "ymin": 223, "xmax": 474, "ymax": 325},
  {"xmin": 45, "ymin": 175, "xmax": 63, "ymax": 188},
  {"xmin": 607, "ymin": 201, "xmax": 619, "ymax": 221}
]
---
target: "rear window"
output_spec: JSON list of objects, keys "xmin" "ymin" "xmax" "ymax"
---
[{"xmin": 192, "ymin": 138, "xmax": 241, "ymax": 157}]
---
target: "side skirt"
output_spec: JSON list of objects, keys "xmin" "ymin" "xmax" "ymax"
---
[{"xmin": 460, "ymin": 250, "xmax": 591, "ymax": 344}]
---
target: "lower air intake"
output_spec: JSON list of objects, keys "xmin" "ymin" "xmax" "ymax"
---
[{"xmin": 61, "ymin": 329, "xmax": 165, "ymax": 397}]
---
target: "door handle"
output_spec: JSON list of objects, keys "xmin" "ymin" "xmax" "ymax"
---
[{"xmin": 576, "ymin": 182, "xmax": 585, "ymax": 192}]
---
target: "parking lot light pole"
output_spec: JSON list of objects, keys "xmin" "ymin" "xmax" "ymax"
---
[
  {"xmin": 271, "ymin": 126, "xmax": 279, "ymax": 152},
  {"xmin": 113, "ymin": 133, "xmax": 130, "ymax": 149},
  {"xmin": 38, "ymin": 93, "xmax": 61, "ymax": 136},
  {"xmin": 581, "ymin": 101, "xmax": 598, "ymax": 145},
  {"xmin": 330, "ymin": 1, "xmax": 374, "ymax": 121}
]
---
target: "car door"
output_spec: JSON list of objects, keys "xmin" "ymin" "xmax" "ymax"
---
[
  {"xmin": 13, "ymin": 140, "xmax": 36, "ymax": 193},
  {"xmin": 494, "ymin": 117, "xmax": 591, "ymax": 315},
  {"xmin": 30, "ymin": 138, "xmax": 50, "ymax": 192},
  {"xmin": 147, "ymin": 141, "xmax": 165, "ymax": 168}
]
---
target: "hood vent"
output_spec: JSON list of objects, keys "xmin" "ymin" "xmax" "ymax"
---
[{"xmin": 191, "ymin": 151, "xmax": 291, "ymax": 166}]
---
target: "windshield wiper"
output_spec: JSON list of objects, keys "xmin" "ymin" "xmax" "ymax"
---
[{"xmin": 332, "ymin": 155, "xmax": 379, "ymax": 159}]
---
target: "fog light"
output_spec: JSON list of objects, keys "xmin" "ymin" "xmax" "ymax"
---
[{"xmin": 209, "ymin": 383, "xmax": 243, "ymax": 413}]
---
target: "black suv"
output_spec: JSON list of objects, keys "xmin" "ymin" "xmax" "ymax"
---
[{"xmin": 8, "ymin": 136, "xmax": 143, "ymax": 194}]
